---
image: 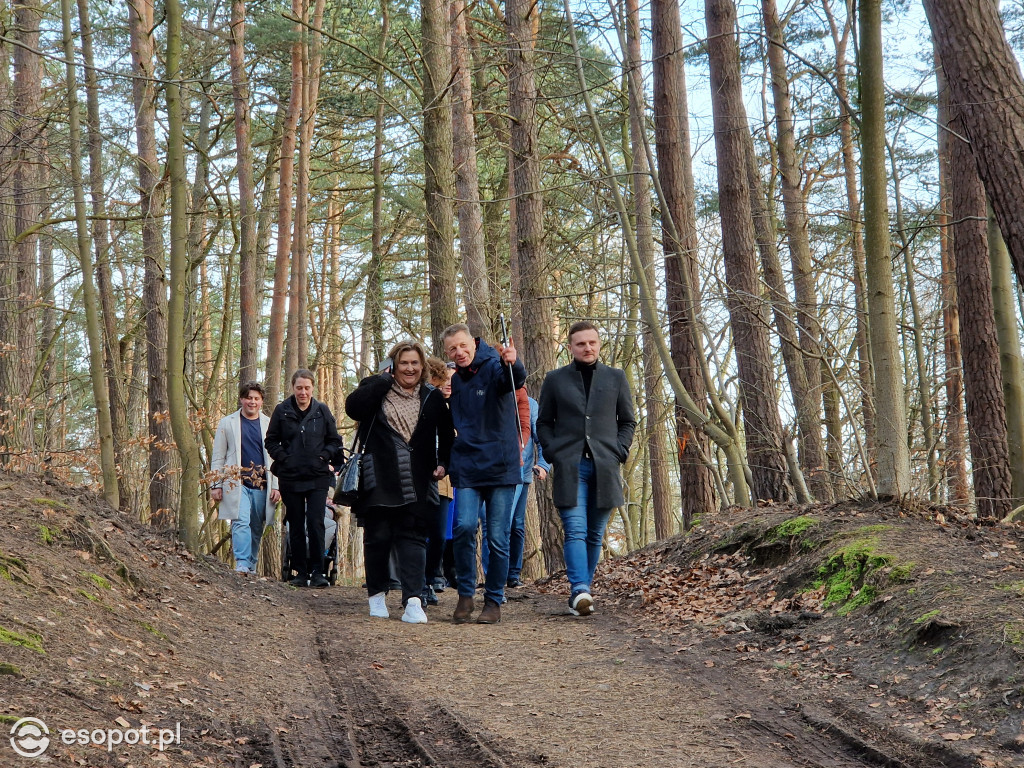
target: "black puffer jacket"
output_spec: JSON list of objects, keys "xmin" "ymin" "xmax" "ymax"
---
[
  {"xmin": 344, "ymin": 374, "xmax": 454, "ymax": 519},
  {"xmin": 264, "ymin": 396, "xmax": 343, "ymax": 492}
]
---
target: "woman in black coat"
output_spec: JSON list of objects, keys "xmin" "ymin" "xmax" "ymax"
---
[
  {"xmin": 265, "ymin": 368, "xmax": 343, "ymax": 588},
  {"xmin": 345, "ymin": 340, "xmax": 454, "ymax": 623}
]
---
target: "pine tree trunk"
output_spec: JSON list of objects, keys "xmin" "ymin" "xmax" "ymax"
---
[
  {"xmin": 166, "ymin": 0, "xmax": 202, "ymax": 549},
  {"xmin": 508, "ymin": 0, "xmax": 561, "ymax": 573},
  {"xmin": 10, "ymin": 0, "xmax": 42, "ymax": 460},
  {"xmin": 987, "ymin": 214, "xmax": 1024, "ymax": 508},
  {"xmin": 762, "ymin": 0, "xmax": 830, "ymax": 501},
  {"xmin": 924, "ymin": 0, "xmax": 1024, "ymax": 296},
  {"xmin": 231, "ymin": 0, "xmax": 259, "ymax": 384},
  {"xmin": 129, "ymin": 0, "xmax": 175, "ymax": 523},
  {"xmin": 705, "ymin": 0, "xmax": 792, "ymax": 503},
  {"xmin": 361, "ymin": 0, "xmax": 390, "ymax": 376},
  {"xmin": 266, "ymin": 0, "xmax": 304, "ymax": 405},
  {"xmin": 824, "ymin": 0, "xmax": 873, "ymax": 475},
  {"xmin": 859, "ymin": 0, "xmax": 910, "ymax": 498},
  {"xmin": 625, "ymin": 0, "xmax": 672, "ymax": 537},
  {"xmin": 651, "ymin": 0, "xmax": 717, "ymax": 525},
  {"xmin": 423, "ymin": 0, "xmax": 459, "ymax": 353},
  {"xmin": 61, "ymin": 0, "xmax": 118, "ymax": 507},
  {"xmin": 451, "ymin": 0, "xmax": 491, "ymax": 337}
]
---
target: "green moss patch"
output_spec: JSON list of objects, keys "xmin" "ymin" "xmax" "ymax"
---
[
  {"xmin": 37, "ymin": 525, "xmax": 60, "ymax": 545},
  {"xmin": 813, "ymin": 538, "xmax": 899, "ymax": 615},
  {"xmin": 0, "ymin": 662, "xmax": 22, "ymax": 676},
  {"xmin": 138, "ymin": 621, "xmax": 169, "ymax": 641},
  {"xmin": 82, "ymin": 571, "xmax": 112, "ymax": 590},
  {"xmin": 0, "ymin": 551, "xmax": 29, "ymax": 583},
  {"xmin": 31, "ymin": 497, "xmax": 69, "ymax": 510},
  {"xmin": 0, "ymin": 626, "xmax": 44, "ymax": 654},
  {"xmin": 769, "ymin": 515, "xmax": 818, "ymax": 541}
]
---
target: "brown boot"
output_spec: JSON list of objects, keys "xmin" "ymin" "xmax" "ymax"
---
[
  {"xmin": 453, "ymin": 595, "xmax": 475, "ymax": 624},
  {"xmin": 476, "ymin": 598, "xmax": 501, "ymax": 624}
]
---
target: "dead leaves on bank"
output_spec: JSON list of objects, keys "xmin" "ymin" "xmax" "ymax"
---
[{"xmin": 600, "ymin": 550, "xmax": 823, "ymax": 634}]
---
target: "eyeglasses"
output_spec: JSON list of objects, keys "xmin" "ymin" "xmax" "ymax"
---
[{"xmin": 445, "ymin": 362, "xmax": 457, "ymax": 369}]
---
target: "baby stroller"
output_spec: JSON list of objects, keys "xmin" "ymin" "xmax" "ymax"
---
[{"xmin": 280, "ymin": 501, "xmax": 341, "ymax": 585}]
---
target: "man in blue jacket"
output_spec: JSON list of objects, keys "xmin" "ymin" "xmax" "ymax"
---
[{"xmin": 443, "ymin": 322, "xmax": 527, "ymax": 624}]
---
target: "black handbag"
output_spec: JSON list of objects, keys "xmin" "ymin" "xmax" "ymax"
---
[{"xmin": 333, "ymin": 415, "xmax": 375, "ymax": 507}]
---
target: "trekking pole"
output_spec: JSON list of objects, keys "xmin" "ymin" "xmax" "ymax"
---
[{"xmin": 499, "ymin": 312, "xmax": 526, "ymax": 453}]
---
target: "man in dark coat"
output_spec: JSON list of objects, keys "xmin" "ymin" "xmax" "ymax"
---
[
  {"xmin": 443, "ymin": 322, "xmax": 527, "ymax": 625},
  {"xmin": 537, "ymin": 321, "xmax": 636, "ymax": 616}
]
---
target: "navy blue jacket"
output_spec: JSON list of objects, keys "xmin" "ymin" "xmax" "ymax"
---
[{"xmin": 448, "ymin": 338, "xmax": 527, "ymax": 488}]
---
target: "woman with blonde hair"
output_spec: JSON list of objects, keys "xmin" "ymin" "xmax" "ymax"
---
[{"xmin": 345, "ymin": 341, "xmax": 454, "ymax": 623}]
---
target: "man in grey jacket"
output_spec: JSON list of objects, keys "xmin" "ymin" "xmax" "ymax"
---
[
  {"xmin": 211, "ymin": 381, "xmax": 280, "ymax": 573},
  {"xmin": 537, "ymin": 321, "xmax": 636, "ymax": 616}
]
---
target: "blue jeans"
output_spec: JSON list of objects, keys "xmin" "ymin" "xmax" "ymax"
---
[
  {"xmin": 453, "ymin": 485, "xmax": 516, "ymax": 604},
  {"xmin": 231, "ymin": 485, "xmax": 268, "ymax": 571},
  {"xmin": 507, "ymin": 483, "xmax": 529, "ymax": 580},
  {"xmin": 558, "ymin": 458, "xmax": 610, "ymax": 593}
]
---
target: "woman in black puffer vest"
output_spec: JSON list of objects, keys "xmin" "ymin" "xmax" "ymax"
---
[
  {"xmin": 345, "ymin": 340, "xmax": 454, "ymax": 623},
  {"xmin": 265, "ymin": 369, "xmax": 342, "ymax": 588}
]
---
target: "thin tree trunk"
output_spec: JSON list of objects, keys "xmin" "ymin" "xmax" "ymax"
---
[
  {"xmin": 651, "ymin": 0, "xmax": 718, "ymax": 525},
  {"xmin": 705, "ymin": 0, "xmax": 792, "ymax": 503},
  {"xmin": 625, "ymin": 0, "xmax": 672, "ymax": 537},
  {"xmin": 859, "ymin": 0, "xmax": 910, "ymax": 498},
  {"xmin": 231, "ymin": 0, "xmax": 259, "ymax": 384},
  {"xmin": 287, "ymin": 0, "xmax": 325, "ymax": 372},
  {"xmin": 934, "ymin": 60, "xmax": 969, "ymax": 507},
  {"xmin": 0, "ymin": 28, "xmax": 17, "ymax": 466},
  {"xmin": 361, "ymin": 0, "xmax": 390, "ymax": 377},
  {"xmin": 744, "ymin": 132, "xmax": 812, "ymax": 502},
  {"xmin": 423, "ymin": 0, "xmax": 459, "ymax": 353},
  {"xmin": 762, "ymin": 0, "xmax": 829, "ymax": 501},
  {"xmin": 166, "ymin": 0, "xmax": 202, "ymax": 549},
  {"xmin": 61, "ymin": 0, "xmax": 117, "ymax": 507},
  {"xmin": 129, "ymin": 0, "xmax": 175, "ymax": 523},
  {"xmin": 508, "ymin": 0, "xmax": 562, "ymax": 572},
  {"xmin": 266, "ymin": 0, "xmax": 304, "ymax": 405},
  {"xmin": 77, "ymin": 0, "xmax": 128, "ymax": 506},
  {"xmin": 451, "ymin": 0, "xmax": 491, "ymax": 337},
  {"xmin": 824, "ymin": 0, "xmax": 873, "ymax": 473}
]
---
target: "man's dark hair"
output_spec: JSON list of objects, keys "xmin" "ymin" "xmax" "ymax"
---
[
  {"xmin": 442, "ymin": 322, "xmax": 472, "ymax": 341},
  {"xmin": 568, "ymin": 320, "xmax": 600, "ymax": 340},
  {"xmin": 238, "ymin": 380, "xmax": 266, "ymax": 400},
  {"xmin": 291, "ymin": 368, "xmax": 315, "ymax": 385}
]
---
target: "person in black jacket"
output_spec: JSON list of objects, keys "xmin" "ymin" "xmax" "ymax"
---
[
  {"xmin": 265, "ymin": 369, "xmax": 343, "ymax": 588},
  {"xmin": 345, "ymin": 340, "xmax": 454, "ymax": 624},
  {"xmin": 537, "ymin": 321, "xmax": 636, "ymax": 617}
]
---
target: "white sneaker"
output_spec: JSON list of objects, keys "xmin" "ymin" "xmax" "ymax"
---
[
  {"xmin": 369, "ymin": 592, "xmax": 389, "ymax": 618},
  {"xmin": 570, "ymin": 591, "xmax": 594, "ymax": 616},
  {"xmin": 401, "ymin": 596, "xmax": 428, "ymax": 624}
]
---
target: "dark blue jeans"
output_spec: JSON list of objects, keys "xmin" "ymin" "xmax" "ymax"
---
[
  {"xmin": 453, "ymin": 485, "xmax": 516, "ymax": 604},
  {"xmin": 557, "ymin": 458, "xmax": 610, "ymax": 593},
  {"xmin": 507, "ymin": 483, "xmax": 530, "ymax": 580}
]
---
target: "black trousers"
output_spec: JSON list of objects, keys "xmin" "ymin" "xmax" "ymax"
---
[
  {"xmin": 364, "ymin": 505, "xmax": 428, "ymax": 605},
  {"xmin": 281, "ymin": 486, "xmax": 329, "ymax": 579}
]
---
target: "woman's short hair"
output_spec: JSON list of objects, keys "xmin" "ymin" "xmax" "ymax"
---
[
  {"xmin": 291, "ymin": 368, "xmax": 315, "ymax": 386},
  {"xmin": 426, "ymin": 356, "xmax": 448, "ymax": 386},
  {"xmin": 387, "ymin": 340, "xmax": 429, "ymax": 384}
]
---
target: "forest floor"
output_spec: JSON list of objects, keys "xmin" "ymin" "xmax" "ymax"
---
[{"xmin": 1, "ymin": 472, "xmax": 1023, "ymax": 768}]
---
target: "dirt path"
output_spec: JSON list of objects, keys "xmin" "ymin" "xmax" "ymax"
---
[
  {"xmin": 2, "ymin": 478, "xmax": 1012, "ymax": 767},
  {"xmin": 227, "ymin": 582, "xmax": 945, "ymax": 768}
]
